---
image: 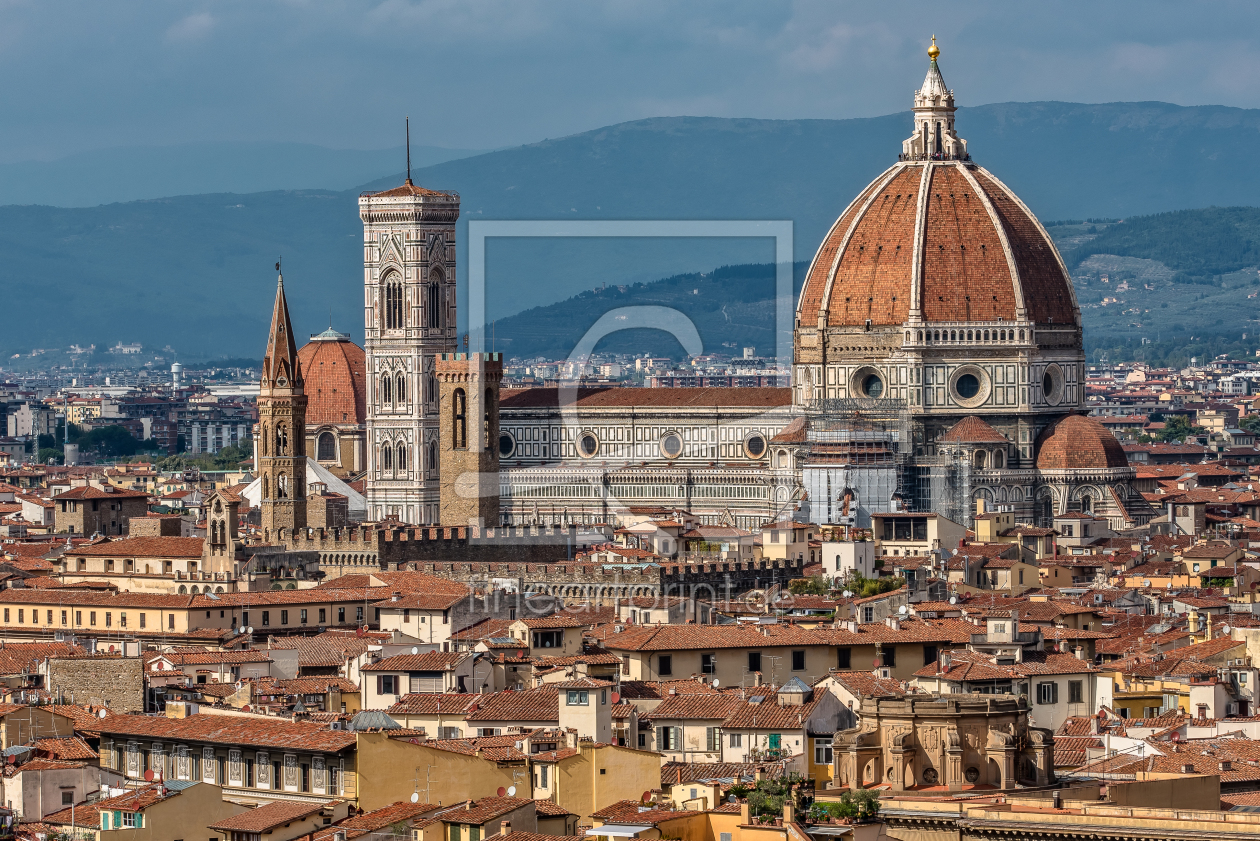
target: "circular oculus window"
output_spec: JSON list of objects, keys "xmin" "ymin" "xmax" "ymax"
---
[
  {"xmin": 578, "ymin": 433, "xmax": 600, "ymax": 458},
  {"xmin": 498, "ymin": 432, "xmax": 515, "ymax": 458},
  {"xmin": 949, "ymin": 366, "xmax": 991, "ymax": 408},
  {"xmin": 1042, "ymin": 363, "xmax": 1064, "ymax": 406},
  {"xmin": 956, "ymin": 373, "xmax": 980, "ymax": 399},
  {"xmin": 861, "ymin": 374, "xmax": 884, "ymax": 398},
  {"xmin": 660, "ymin": 433, "xmax": 683, "ymax": 459},
  {"xmin": 745, "ymin": 434, "xmax": 767, "ymax": 459}
]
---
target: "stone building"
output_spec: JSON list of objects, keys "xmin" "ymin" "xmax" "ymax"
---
[
  {"xmin": 53, "ymin": 484, "xmax": 149, "ymax": 536},
  {"xmin": 360, "ymin": 177, "xmax": 461, "ymax": 525},
  {"xmin": 269, "ymin": 41, "xmax": 1152, "ymax": 535},
  {"xmin": 437, "ymin": 353, "xmax": 502, "ymax": 528},
  {"xmin": 832, "ymin": 693, "xmax": 1053, "ymax": 792},
  {"xmin": 257, "ymin": 271, "xmax": 307, "ymax": 542},
  {"xmin": 298, "ymin": 326, "xmax": 367, "ymax": 478}
]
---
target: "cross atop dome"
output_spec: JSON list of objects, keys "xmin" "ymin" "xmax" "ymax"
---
[{"xmin": 901, "ymin": 36, "xmax": 968, "ymax": 162}]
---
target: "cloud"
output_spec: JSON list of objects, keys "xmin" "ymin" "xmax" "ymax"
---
[{"xmin": 165, "ymin": 12, "xmax": 214, "ymax": 43}]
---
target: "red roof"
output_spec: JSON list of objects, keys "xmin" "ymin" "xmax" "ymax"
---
[
  {"xmin": 940, "ymin": 416, "xmax": 1009, "ymax": 443},
  {"xmin": 1036, "ymin": 415, "xmax": 1129, "ymax": 470},
  {"xmin": 299, "ymin": 335, "xmax": 367, "ymax": 426}
]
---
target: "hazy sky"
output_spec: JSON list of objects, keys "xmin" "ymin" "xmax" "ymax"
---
[{"xmin": 2, "ymin": 1, "xmax": 1259, "ymax": 161}]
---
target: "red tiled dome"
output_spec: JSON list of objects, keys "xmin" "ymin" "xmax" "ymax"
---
[
  {"xmin": 1035, "ymin": 415, "xmax": 1128, "ymax": 470},
  {"xmin": 297, "ymin": 333, "xmax": 366, "ymax": 426},
  {"xmin": 796, "ymin": 161, "xmax": 1078, "ymax": 329}
]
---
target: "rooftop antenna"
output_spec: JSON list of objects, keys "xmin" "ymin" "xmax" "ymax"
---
[{"xmin": 406, "ymin": 117, "xmax": 412, "ymax": 185}]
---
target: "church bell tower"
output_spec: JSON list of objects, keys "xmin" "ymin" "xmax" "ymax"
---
[
  {"xmin": 259, "ymin": 270, "xmax": 308, "ymax": 541},
  {"xmin": 359, "ymin": 173, "xmax": 460, "ymax": 525}
]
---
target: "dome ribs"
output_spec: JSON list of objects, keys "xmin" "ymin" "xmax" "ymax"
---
[
  {"xmin": 298, "ymin": 339, "xmax": 368, "ymax": 426},
  {"xmin": 828, "ymin": 165, "xmax": 920, "ymax": 327},
  {"xmin": 921, "ymin": 165, "xmax": 1015, "ymax": 323},
  {"xmin": 798, "ymin": 167, "xmax": 894, "ymax": 326},
  {"xmin": 1035, "ymin": 415, "xmax": 1128, "ymax": 470},
  {"xmin": 972, "ymin": 170, "xmax": 1079, "ymax": 327}
]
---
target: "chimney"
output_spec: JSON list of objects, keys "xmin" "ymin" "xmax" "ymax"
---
[
  {"xmin": 1074, "ymin": 646, "xmax": 1085, "ymax": 660},
  {"xmin": 466, "ymin": 800, "xmax": 474, "ymax": 810},
  {"xmin": 500, "ymin": 822, "xmax": 511, "ymax": 836},
  {"xmin": 391, "ymin": 592, "xmax": 402, "ymax": 602}
]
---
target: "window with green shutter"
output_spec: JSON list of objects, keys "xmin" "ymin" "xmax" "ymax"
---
[
  {"xmin": 471, "ymin": 826, "xmax": 481, "ymax": 841},
  {"xmin": 450, "ymin": 824, "xmax": 460, "ymax": 841}
]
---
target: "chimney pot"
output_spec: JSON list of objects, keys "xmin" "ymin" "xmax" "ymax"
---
[{"xmin": 501, "ymin": 821, "xmax": 511, "ymax": 836}]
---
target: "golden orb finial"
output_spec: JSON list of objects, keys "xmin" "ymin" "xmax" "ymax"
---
[{"xmin": 928, "ymin": 35, "xmax": 939, "ymax": 61}]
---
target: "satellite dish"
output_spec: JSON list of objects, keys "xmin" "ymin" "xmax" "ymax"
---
[
  {"xmin": 898, "ymin": 605, "xmax": 908, "ymax": 615},
  {"xmin": 611, "ymin": 692, "xmax": 621, "ymax": 704},
  {"xmin": 507, "ymin": 785, "xmax": 516, "ymax": 797},
  {"xmin": 728, "ymin": 795, "xmax": 738, "ymax": 804},
  {"xmin": 497, "ymin": 787, "xmax": 506, "ymax": 797},
  {"xmin": 949, "ymin": 596, "xmax": 958, "ymax": 605},
  {"xmin": 711, "ymin": 679, "xmax": 719, "ymax": 688},
  {"xmin": 97, "ymin": 710, "xmax": 108, "ymax": 719},
  {"xmin": 1222, "ymin": 625, "xmax": 1231, "ymax": 634},
  {"xmin": 411, "ymin": 792, "xmax": 420, "ymax": 803},
  {"xmin": 842, "ymin": 591, "xmax": 853, "ymax": 598},
  {"xmin": 143, "ymin": 770, "xmax": 154, "ymax": 782},
  {"xmin": 247, "ymin": 627, "xmax": 254, "ymax": 635},
  {"xmin": 641, "ymin": 790, "xmax": 652, "ymax": 804},
  {"xmin": 238, "ymin": 627, "xmax": 246, "ymax": 634},
  {"xmin": 411, "ymin": 647, "xmax": 419, "ymax": 655},
  {"xmin": 873, "ymin": 658, "xmax": 882, "ymax": 668}
]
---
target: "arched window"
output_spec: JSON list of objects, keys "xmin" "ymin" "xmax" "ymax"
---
[
  {"xmin": 317, "ymin": 432, "xmax": 336, "ymax": 461},
  {"xmin": 974, "ymin": 450, "xmax": 987, "ymax": 469},
  {"xmin": 262, "ymin": 476, "xmax": 269, "ymax": 499},
  {"xmin": 1081, "ymin": 494, "xmax": 1093, "ymax": 513},
  {"xmin": 427, "ymin": 375, "xmax": 437, "ymax": 404},
  {"xmin": 429, "ymin": 441, "xmax": 438, "ymax": 473},
  {"xmin": 275, "ymin": 424, "xmax": 288, "ymax": 456},
  {"xmin": 397, "ymin": 373, "xmax": 406, "ymax": 403},
  {"xmin": 259, "ymin": 426, "xmax": 267, "ymax": 456},
  {"xmin": 383, "ymin": 274, "xmax": 403, "ymax": 330},
  {"xmin": 994, "ymin": 449, "xmax": 1005, "ymax": 469},
  {"xmin": 427, "ymin": 267, "xmax": 444, "ymax": 328},
  {"xmin": 382, "ymin": 445, "xmax": 393, "ymax": 472},
  {"xmin": 381, "ymin": 375, "xmax": 392, "ymax": 405},
  {"xmin": 396, "ymin": 443, "xmax": 407, "ymax": 474},
  {"xmin": 277, "ymin": 474, "xmax": 288, "ymax": 498},
  {"xmin": 485, "ymin": 387, "xmax": 495, "ymax": 448},
  {"xmin": 453, "ymin": 388, "xmax": 467, "ymax": 449}
]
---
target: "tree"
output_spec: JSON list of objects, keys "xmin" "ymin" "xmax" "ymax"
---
[
  {"xmin": 788, "ymin": 576, "xmax": 828, "ymax": 595},
  {"xmin": 1158, "ymin": 415, "xmax": 1205, "ymax": 444}
]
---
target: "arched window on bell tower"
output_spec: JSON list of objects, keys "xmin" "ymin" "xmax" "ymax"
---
[
  {"xmin": 453, "ymin": 388, "xmax": 467, "ymax": 449},
  {"xmin": 381, "ymin": 374, "xmax": 392, "ymax": 406},
  {"xmin": 397, "ymin": 373, "xmax": 406, "ymax": 403},
  {"xmin": 383, "ymin": 273, "xmax": 403, "ymax": 330},
  {"xmin": 427, "ymin": 268, "xmax": 444, "ymax": 328}
]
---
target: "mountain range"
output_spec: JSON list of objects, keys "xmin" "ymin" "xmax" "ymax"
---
[{"xmin": 6, "ymin": 100, "xmax": 1260, "ymax": 362}]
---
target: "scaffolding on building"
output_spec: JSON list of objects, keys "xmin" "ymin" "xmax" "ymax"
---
[
  {"xmin": 914, "ymin": 449, "xmax": 973, "ymax": 530},
  {"xmin": 799, "ymin": 397, "xmax": 912, "ymax": 528},
  {"xmin": 798, "ymin": 396, "xmax": 974, "ymax": 529}
]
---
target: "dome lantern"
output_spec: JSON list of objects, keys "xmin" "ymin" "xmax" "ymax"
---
[{"xmin": 902, "ymin": 37, "xmax": 967, "ymax": 162}]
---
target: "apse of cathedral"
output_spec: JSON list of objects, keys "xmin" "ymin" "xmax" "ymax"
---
[{"xmin": 272, "ymin": 41, "xmax": 1150, "ymax": 534}]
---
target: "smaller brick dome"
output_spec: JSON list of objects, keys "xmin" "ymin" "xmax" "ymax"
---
[
  {"xmin": 297, "ymin": 330, "xmax": 367, "ymax": 426},
  {"xmin": 1035, "ymin": 415, "xmax": 1128, "ymax": 470}
]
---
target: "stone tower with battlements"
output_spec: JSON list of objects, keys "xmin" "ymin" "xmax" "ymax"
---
[
  {"xmin": 437, "ymin": 353, "xmax": 501, "ymax": 527},
  {"xmin": 360, "ymin": 177, "xmax": 461, "ymax": 525},
  {"xmin": 259, "ymin": 272, "xmax": 308, "ymax": 541}
]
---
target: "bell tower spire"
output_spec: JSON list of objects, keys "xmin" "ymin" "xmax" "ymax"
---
[
  {"xmin": 901, "ymin": 36, "xmax": 968, "ymax": 161},
  {"xmin": 259, "ymin": 265, "xmax": 308, "ymax": 541}
]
